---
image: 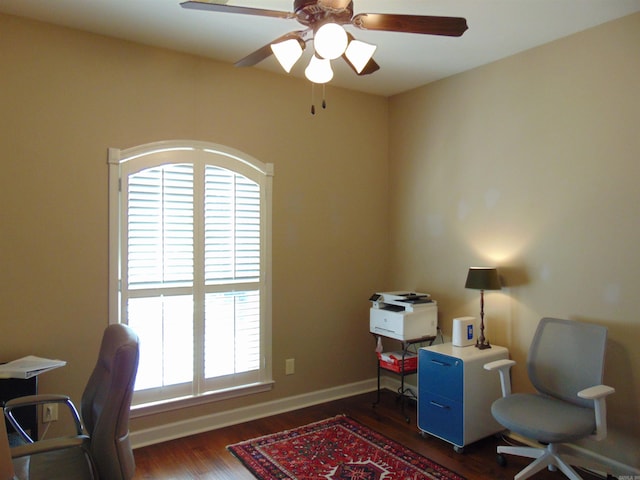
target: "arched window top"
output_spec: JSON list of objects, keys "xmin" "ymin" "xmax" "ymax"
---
[{"xmin": 108, "ymin": 139, "xmax": 274, "ymax": 179}]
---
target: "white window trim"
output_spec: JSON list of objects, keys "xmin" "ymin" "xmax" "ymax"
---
[{"xmin": 107, "ymin": 140, "xmax": 274, "ymax": 417}]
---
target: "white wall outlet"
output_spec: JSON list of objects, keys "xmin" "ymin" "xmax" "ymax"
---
[
  {"xmin": 285, "ymin": 358, "xmax": 295, "ymax": 375},
  {"xmin": 43, "ymin": 403, "xmax": 58, "ymax": 423}
]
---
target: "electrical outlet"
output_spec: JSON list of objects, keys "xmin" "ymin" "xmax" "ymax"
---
[
  {"xmin": 285, "ymin": 358, "xmax": 295, "ymax": 375},
  {"xmin": 43, "ymin": 403, "xmax": 58, "ymax": 423}
]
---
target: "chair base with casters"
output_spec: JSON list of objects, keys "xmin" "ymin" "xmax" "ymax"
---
[
  {"xmin": 497, "ymin": 443, "xmax": 615, "ymax": 480},
  {"xmin": 484, "ymin": 317, "xmax": 615, "ymax": 480}
]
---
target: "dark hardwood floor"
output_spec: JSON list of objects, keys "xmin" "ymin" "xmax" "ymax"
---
[{"xmin": 133, "ymin": 389, "xmax": 604, "ymax": 479}]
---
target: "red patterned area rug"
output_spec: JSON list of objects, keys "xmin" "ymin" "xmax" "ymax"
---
[{"xmin": 227, "ymin": 415, "xmax": 466, "ymax": 480}]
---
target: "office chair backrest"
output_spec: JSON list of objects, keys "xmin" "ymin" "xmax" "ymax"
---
[
  {"xmin": 527, "ymin": 317, "xmax": 607, "ymax": 409},
  {"xmin": 80, "ymin": 324, "xmax": 140, "ymax": 480},
  {"xmin": 0, "ymin": 420, "xmax": 16, "ymax": 480}
]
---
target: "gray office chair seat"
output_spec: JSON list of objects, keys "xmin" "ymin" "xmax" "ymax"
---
[
  {"xmin": 11, "ymin": 448, "xmax": 95, "ymax": 480},
  {"xmin": 491, "ymin": 393, "xmax": 596, "ymax": 444}
]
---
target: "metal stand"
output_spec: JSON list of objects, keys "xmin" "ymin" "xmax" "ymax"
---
[
  {"xmin": 372, "ymin": 334, "xmax": 435, "ymax": 423},
  {"xmin": 476, "ymin": 289, "xmax": 491, "ymax": 349}
]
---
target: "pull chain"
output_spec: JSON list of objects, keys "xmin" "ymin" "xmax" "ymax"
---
[{"xmin": 310, "ymin": 83, "xmax": 328, "ymax": 115}]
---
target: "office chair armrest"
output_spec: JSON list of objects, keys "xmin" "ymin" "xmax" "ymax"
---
[
  {"xmin": 577, "ymin": 384, "xmax": 615, "ymax": 400},
  {"xmin": 4, "ymin": 394, "xmax": 84, "ymax": 443},
  {"xmin": 578, "ymin": 384, "xmax": 615, "ymax": 441},
  {"xmin": 10, "ymin": 435, "xmax": 89, "ymax": 459},
  {"xmin": 4, "ymin": 394, "xmax": 69, "ymax": 409},
  {"xmin": 484, "ymin": 359, "xmax": 516, "ymax": 397},
  {"xmin": 484, "ymin": 359, "xmax": 516, "ymax": 371}
]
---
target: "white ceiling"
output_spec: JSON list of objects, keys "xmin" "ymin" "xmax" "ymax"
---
[{"xmin": 2, "ymin": 0, "xmax": 639, "ymax": 96}]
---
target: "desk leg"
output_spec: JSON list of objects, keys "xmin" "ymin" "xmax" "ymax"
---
[{"xmin": 399, "ymin": 344, "xmax": 410, "ymax": 423}]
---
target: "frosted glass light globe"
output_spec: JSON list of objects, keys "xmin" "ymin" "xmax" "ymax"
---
[
  {"xmin": 305, "ymin": 55, "xmax": 334, "ymax": 84},
  {"xmin": 271, "ymin": 38, "xmax": 304, "ymax": 73},
  {"xmin": 314, "ymin": 23, "xmax": 348, "ymax": 60}
]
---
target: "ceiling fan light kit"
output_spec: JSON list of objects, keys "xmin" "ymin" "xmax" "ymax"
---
[
  {"xmin": 344, "ymin": 38, "xmax": 376, "ymax": 74},
  {"xmin": 313, "ymin": 22, "xmax": 348, "ymax": 60},
  {"xmin": 305, "ymin": 54, "xmax": 334, "ymax": 84},
  {"xmin": 180, "ymin": 0, "xmax": 468, "ymax": 110},
  {"xmin": 271, "ymin": 37, "xmax": 305, "ymax": 73}
]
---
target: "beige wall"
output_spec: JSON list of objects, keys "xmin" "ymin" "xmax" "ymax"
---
[
  {"xmin": 0, "ymin": 14, "xmax": 389, "ymax": 432},
  {"xmin": 389, "ymin": 13, "xmax": 640, "ymax": 466},
  {"xmin": 2, "ymin": 8, "xmax": 638, "ymax": 469}
]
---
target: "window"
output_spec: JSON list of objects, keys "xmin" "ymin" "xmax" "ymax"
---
[{"xmin": 108, "ymin": 140, "xmax": 273, "ymax": 412}]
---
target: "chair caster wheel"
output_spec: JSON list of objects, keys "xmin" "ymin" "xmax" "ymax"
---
[
  {"xmin": 496, "ymin": 453, "xmax": 507, "ymax": 467},
  {"xmin": 453, "ymin": 446, "xmax": 464, "ymax": 454}
]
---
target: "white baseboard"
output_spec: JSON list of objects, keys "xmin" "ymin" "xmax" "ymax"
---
[{"xmin": 130, "ymin": 377, "xmax": 378, "ymax": 449}]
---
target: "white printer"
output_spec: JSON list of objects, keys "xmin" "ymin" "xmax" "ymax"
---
[{"xmin": 369, "ymin": 291, "xmax": 438, "ymax": 340}]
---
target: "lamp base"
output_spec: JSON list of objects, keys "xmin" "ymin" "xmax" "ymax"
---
[{"xmin": 475, "ymin": 339, "xmax": 491, "ymax": 349}]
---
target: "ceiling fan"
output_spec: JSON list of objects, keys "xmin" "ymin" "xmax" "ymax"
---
[{"xmin": 180, "ymin": 0, "xmax": 468, "ymax": 82}]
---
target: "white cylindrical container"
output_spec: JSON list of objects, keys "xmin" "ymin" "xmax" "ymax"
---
[{"xmin": 452, "ymin": 316, "xmax": 476, "ymax": 347}]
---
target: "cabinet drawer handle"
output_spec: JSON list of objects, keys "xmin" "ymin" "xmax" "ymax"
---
[
  {"xmin": 430, "ymin": 359, "xmax": 451, "ymax": 367},
  {"xmin": 429, "ymin": 400, "xmax": 450, "ymax": 410}
]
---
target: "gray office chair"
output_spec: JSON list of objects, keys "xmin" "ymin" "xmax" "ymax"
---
[
  {"xmin": 484, "ymin": 317, "xmax": 615, "ymax": 480},
  {"xmin": 0, "ymin": 419, "xmax": 17, "ymax": 480},
  {"xmin": 3, "ymin": 324, "xmax": 139, "ymax": 480}
]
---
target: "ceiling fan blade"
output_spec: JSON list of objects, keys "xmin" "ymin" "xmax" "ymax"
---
[
  {"xmin": 360, "ymin": 58, "xmax": 380, "ymax": 75},
  {"xmin": 343, "ymin": 55, "xmax": 380, "ymax": 76},
  {"xmin": 352, "ymin": 13, "xmax": 468, "ymax": 37},
  {"xmin": 180, "ymin": 1, "xmax": 295, "ymax": 20},
  {"xmin": 235, "ymin": 44, "xmax": 274, "ymax": 68},
  {"xmin": 234, "ymin": 31, "xmax": 308, "ymax": 67}
]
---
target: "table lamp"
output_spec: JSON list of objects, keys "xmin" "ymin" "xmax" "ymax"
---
[{"xmin": 465, "ymin": 267, "xmax": 501, "ymax": 349}]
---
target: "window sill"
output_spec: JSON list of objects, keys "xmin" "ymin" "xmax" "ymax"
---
[{"xmin": 130, "ymin": 380, "xmax": 275, "ymax": 419}]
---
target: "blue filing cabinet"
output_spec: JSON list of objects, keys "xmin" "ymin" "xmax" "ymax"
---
[{"xmin": 418, "ymin": 343, "xmax": 508, "ymax": 452}]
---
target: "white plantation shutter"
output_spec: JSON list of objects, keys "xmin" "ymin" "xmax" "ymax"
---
[
  {"xmin": 204, "ymin": 166, "xmax": 260, "ymax": 283},
  {"xmin": 128, "ymin": 164, "xmax": 194, "ymax": 288},
  {"xmin": 108, "ymin": 142, "xmax": 273, "ymax": 409},
  {"xmin": 204, "ymin": 290, "xmax": 260, "ymax": 379},
  {"xmin": 203, "ymin": 166, "xmax": 261, "ymax": 383}
]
